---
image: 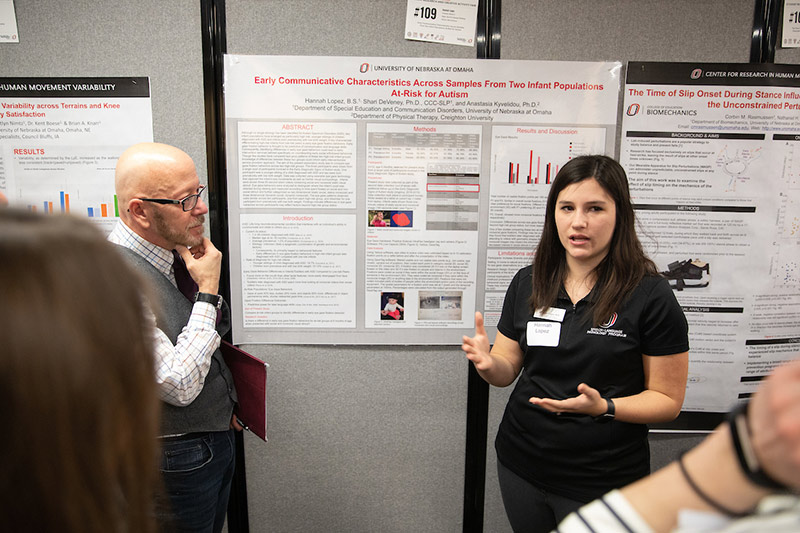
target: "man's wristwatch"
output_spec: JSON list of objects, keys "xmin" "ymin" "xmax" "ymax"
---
[
  {"xmin": 195, "ymin": 291, "xmax": 223, "ymax": 310},
  {"xmin": 593, "ymin": 398, "xmax": 615, "ymax": 423}
]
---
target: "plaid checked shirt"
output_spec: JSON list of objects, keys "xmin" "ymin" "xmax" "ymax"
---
[{"xmin": 109, "ymin": 220, "xmax": 221, "ymax": 406}]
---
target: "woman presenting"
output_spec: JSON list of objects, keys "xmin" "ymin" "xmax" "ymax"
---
[{"xmin": 462, "ymin": 155, "xmax": 689, "ymax": 532}]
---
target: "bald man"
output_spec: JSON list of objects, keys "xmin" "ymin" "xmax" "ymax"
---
[{"xmin": 109, "ymin": 142, "xmax": 239, "ymax": 533}]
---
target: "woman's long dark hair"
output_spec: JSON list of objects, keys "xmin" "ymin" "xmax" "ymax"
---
[
  {"xmin": 530, "ymin": 155, "xmax": 658, "ymax": 326},
  {"xmin": 0, "ymin": 210, "xmax": 160, "ymax": 533}
]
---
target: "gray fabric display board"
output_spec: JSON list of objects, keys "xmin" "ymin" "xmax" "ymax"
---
[{"xmin": 3, "ymin": 1, "xmax": 797, "ymax": 532}]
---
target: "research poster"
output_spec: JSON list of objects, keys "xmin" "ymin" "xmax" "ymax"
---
[
  {"xmin": 0, "ymin": 77, "xmax": 153, "ymax": 233},
  {"xmin": 224, "ymin": 55, "xmax": 621, "ymax": 344},
  {"xmin": 621, "ymin": 62, "xmax": 800, "ymax": 412}
]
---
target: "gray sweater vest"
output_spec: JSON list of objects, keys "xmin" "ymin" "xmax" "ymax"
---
[{"xmin": 116, "ymin": 245, "xmax": 237, "ymax": 436}]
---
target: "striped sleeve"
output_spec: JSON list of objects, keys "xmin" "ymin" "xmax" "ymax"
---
[
  {"xmin": 553, "ymin": 490, "xmax": 655, "ymax": 533},
  {"xmin": 149, "ymin": 301, "xmax": 221, "ymax": 406}
]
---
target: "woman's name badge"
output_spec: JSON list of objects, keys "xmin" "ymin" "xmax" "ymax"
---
[
  {"xmin": 533, "ymin": 307, "xmax": 565, "ymax": 322},
  {"xmin": 527, "ymin": 321, "xmax": 561, "ymax": 347}
]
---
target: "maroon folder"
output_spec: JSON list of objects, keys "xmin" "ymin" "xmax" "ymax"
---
[{"xmin": 221, "ymin": 340, "xmax": 268, "ymax": 441}]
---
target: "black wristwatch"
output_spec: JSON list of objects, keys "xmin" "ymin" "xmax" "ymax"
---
[
  {"xmin": 593, "ymin": 398, "xmax": 615, "ymax": 423},
  {"xmin": 195, "ymin": 291, "xmax": 223, "ymax": 310},
  {"xmin": 728, "ymin": 401, "xmax": 787, "ymax": 490}
]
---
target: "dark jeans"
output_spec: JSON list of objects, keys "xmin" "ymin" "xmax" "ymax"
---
[
  {"xmin": 497, "ymin": 460, "xmax": 587, "ymax": 533},
  {"xmin": 156, "ymin": 429, "xmax": 236, "ymax": 533}
]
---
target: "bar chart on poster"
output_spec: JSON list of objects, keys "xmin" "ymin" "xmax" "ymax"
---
[
  {"xmin": 12, "ymin": 145, "xmax": 123, "ymax": 227},
  {"xmin": 490, "ymin": 126, "xmax": 606, "ymax": 186},
  {"xmin": 480, "ymin": 125, "xmax": 607, "ymax": 325},
  {"xmin": 0, "ymin": 77, "xmax": 153, "ymax": 232}
]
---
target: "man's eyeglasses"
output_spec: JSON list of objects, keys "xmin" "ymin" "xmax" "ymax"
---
[{"xmin": 138, "ymin": 185, "xmax": 206, "ymax": 212}]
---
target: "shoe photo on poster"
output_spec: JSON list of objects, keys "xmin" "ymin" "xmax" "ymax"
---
[{"xmin": 660, "ymin": 259, "xmax": 710, "ymax": 291}]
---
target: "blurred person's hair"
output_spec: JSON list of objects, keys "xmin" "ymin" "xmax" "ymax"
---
[{"xmin": 0, "ymin": 209, "xmax": 160, "ymax": 533}]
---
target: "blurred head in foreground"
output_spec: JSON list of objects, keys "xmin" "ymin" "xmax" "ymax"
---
[{"xmin": 0, "ymin": 209, "xmax": 159, "ymax": 533}]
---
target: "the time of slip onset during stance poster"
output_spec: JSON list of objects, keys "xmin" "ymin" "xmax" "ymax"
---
[{"xmin": 621, "ymin": 62, "xmax": 800, "ymax": 417}]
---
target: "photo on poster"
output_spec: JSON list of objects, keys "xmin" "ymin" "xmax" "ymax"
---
[
  {"xmin": 659, "ymin": 258, "xmax": 711, "ymax": 291},
  {"xmin": 419, "ymin": 290, "xmax": 462, "ymax": 321},
  {"xmin": 389, "ymin": 210, "xmax": 413, "ymax": 228},
  {"xmin": 380, "ymin": 292, "xmax": 405, "ymax": 321},
  {"xmin": 368, "ymin": 210, "xmax": 389, "ymax": 227},
  {"xmin": 367, "ymin": 209, "xmax": 414, "ymax": 228}
]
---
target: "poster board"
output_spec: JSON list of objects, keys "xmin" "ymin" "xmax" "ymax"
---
[
  {"xmin": 223, "ymin": 54, "xmax": 621, "ymax": 345},
  {"xmin": 621, "ymin": 61, "xmax": 800, "ymax": 417}
]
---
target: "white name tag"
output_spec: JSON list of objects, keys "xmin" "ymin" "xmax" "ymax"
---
[
  {"xmin": 534, "ymin": 307, "xmax": 566, "ymax": 322},
  {"xmin": 527, "ymin": 321, "xmax": 561, "ymax": 347}
]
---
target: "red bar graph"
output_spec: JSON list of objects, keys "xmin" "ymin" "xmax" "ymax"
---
[
  {"xmin": 527, "ymin": 150, "xmax": 532, "ymax": 184},
  {"xmin": 504, "ymin": 151, "xmax": 564, "ymax": 186}
]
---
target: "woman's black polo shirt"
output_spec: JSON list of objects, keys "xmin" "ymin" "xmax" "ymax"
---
[{"xmin": 494, "ymin": 265, "xmax": 689, "ymax": 501}]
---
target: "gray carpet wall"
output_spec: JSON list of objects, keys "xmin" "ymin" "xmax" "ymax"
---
[{"xmin": 4, "ymin": 1, "xmax": 797, "ymax": 531}]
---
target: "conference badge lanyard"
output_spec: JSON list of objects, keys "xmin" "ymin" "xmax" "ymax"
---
[{"xmin": 527, "ymin": 307, "xmax": 565, "ymax": 347}]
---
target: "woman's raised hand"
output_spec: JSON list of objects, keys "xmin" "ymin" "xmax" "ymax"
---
[{"xmin": 462, "ymin": 311, "xmax": 493, "ymax": 372}]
